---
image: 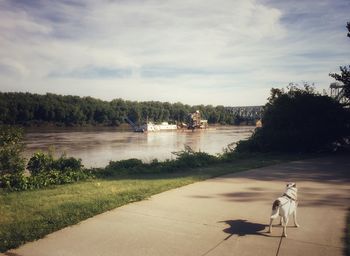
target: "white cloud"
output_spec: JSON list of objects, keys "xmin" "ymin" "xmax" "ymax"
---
[{"xmin": 0, "ymin": 0, "xmax": 349, "ymax": 105}]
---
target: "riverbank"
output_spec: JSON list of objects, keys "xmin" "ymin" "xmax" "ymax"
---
[{"xmin": 0, "ymin": 152, "xmax": 330, "ymax": 252}]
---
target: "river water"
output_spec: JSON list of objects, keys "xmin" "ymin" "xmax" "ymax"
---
[{"xmin": 23, "ymin": 126, "xmax": 254, "ymax": 168}]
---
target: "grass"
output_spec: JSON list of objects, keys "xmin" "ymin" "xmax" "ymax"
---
[{"xmin": 0, "ymin": 153, "xmax": 311, "ymax": 252}]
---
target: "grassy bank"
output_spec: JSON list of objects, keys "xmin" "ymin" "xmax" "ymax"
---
[{"xmin": 0, "ymin": 153, "xmax": 312, "ymax": 252}]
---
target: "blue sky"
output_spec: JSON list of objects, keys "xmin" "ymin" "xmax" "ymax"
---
[{"xmin": 0, "ymin": 0, "xmax": 349, "ymax": 106}]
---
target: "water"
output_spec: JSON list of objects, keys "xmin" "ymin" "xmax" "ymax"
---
[{"xmin": 23, "ymin": 126, "xmax": 254, "ymax": 168}]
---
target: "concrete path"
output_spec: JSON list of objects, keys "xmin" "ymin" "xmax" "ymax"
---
[{"xmin": 3, "ymin": 155, "xmax": 350, "ymax": 256}]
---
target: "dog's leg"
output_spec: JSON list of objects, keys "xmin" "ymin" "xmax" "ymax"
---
[
  {"xmin": 268, "ymin": 218, "xmax": 273, "ymax": 233},
  {"xmin": 269, "ymin": 200, "xmax": 280, "ymax": 233},
  {"xmin": 293, "ymin": 208, "xmax": 300, "ymax": 227},
  {"xmin": 282, "ymin": 216, "xmax": 289, "ymax": 237},
  {"xmin": 279, "ymin": 217, "xmax": 283, "ymax": 225}
]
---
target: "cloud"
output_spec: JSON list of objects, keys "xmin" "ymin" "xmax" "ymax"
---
[
  {"xmin": 49, "ymin": 66, "xmax": 133, "ymax": 79},
  {"xmin": 0, "ymin": 0, "xmax": 349, "ymax": 105}
]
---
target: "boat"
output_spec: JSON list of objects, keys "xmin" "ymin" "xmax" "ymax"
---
[
  {"xmin": 141, "ymin": 122, "xmax": 177, "ymax": 132},
  {"xmin": 187, "ymin": 110, "xmax": 208, "ymax": 130}
]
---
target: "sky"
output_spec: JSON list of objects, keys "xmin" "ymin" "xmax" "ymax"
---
[{"xmin": 0, "ymin": 0, "xmax": 349, "ymax": 106}]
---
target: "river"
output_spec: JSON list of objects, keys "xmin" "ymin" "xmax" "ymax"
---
[{"xmin": 23, "ymin": 126, "xmax": 254, "ymax": 168}]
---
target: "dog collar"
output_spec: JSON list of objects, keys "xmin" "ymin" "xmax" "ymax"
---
[{"xmin": 283, "ymin": 193, "xmax": 296, "ymax": 201}]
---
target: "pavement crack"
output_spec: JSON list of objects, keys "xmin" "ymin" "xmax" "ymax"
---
[
  {"xmin": 200, "ymin": 233, "xmax": 235, "ymax": 256},
  {"xmin": 275, "ymin": 236, "xmax": 284, "ymax": 256}
]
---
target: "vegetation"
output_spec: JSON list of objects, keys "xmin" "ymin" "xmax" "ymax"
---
[
  {"xmin": 235, "ymin": 84, "xmax": 350, "ymax": 153},
  {"xmin": 329, "ymin": 21, "xmax": 350, "ymax": 102},
  {"xmin": 0, "ymin": 126, "xmax": 26, "ymax": 176},
  {"xmin": 0, "ymin": 92, "xmax": 260, "ymax": 127},
  {"xmin": 0, "ymin": 126, "xmax": 93, "ymax": 191},
  {"xmin": 0, "ymin": 152, "xmax": 308, "ymax": 252},
  {"xmin": 102, "ymin": 146, "xmax": 218, "ymax": 176}
]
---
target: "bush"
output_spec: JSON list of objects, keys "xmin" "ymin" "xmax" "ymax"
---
[
  {"xmin": 27, "ymin": 152, "xmax": 83, "ymax": 176},
  {"xmin": 0, "ymin": 173, "xmax": 28, "ymax": 191},
  {"xmin": 0, "ymin": 126, "xmax": 25, "ymax": 176},
  {"xmin": 105, "ymin": 158, "xmax": 144, "ymax": 175},
  {"xmin": 0, "ymin": 151, "xmax": 91, "ymax": 191},
  {"xmin": 107, "ymin": 158, "xmax": 143, "ymax": 170},
  {"xmin": 103, "ymin": 146, "xmax": 218, "ymax": 176},
  {"xmin": 53, "ymin": 155, "xmax": 83, "ymax": 172},
  {"xmin": 0, "ymin": 169, "xmax": 93, "ymax": 191},
  {"xmin": 172, "ymin": 146, "xmax": 218, "ymax": 168},
  {"xmin": 27, "ymin": 152, "xmax": 54, "ymax": 175}
]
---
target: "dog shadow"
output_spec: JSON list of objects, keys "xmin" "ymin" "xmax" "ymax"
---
[{"xmin": 219, "ymin": 219, "xmax": 273, "ymax": 238}]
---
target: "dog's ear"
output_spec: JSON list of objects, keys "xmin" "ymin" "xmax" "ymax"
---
[{"xmin": 293, "ymin": 183, "xmax": 297, "ymax": 188}]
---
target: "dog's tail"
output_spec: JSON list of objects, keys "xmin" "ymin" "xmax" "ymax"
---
[{"xmin": 270, "ymin": 200, "xmax": 280, "ymax": 219}]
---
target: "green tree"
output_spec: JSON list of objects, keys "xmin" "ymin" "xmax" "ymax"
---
[
  {"xmin": 329, "ymin": 22, "xmax": 350, "ymax": 101},
  {"xmin": 0, "ymin": 92, "xmax": 244, "ymax": 126},
  {"xmin": 236, "ymin": 85, "xmax": 349, "ymax": 153},
  {"xmin": 0, "ymin": 126, "xmax": 26, "ymax": 175},
  {"xmin": 128, "ymin": 106, "xmax": 142, "ymax": 124},
  {"xmin": 329, "ymin": 66, "xmax": 350, "ymax": 101}
]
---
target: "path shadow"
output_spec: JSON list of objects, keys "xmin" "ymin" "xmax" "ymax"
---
[
  {"xmin": 219, "ymin": 219, "xmax": 270, "ymax": 238},
  {"xmin": 3, "ymin": 252, "xmax": 22, "ymax": 256},
  {"xmin": 230, "ymin": 155, "xmax": 350, "ymax": 184}
]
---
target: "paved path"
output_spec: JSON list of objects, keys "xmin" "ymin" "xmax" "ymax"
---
[{"xmin": 3, "ymin": 155, "xmax": 350, "ymax": 256}]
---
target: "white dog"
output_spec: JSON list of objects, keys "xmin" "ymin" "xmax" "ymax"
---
[{"xmin": 268, "ymin": 182, "xmax": 299, "ymax": 237}]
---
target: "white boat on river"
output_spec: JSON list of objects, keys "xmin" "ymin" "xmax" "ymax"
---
[{"xmin": 141, "ymin": 122, "xmax": 177, "ymax": 132}]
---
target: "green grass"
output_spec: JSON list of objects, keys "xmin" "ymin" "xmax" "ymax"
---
[{"xmin": 0, "ymin": 153, "xmax": 309, "ymax": 252}]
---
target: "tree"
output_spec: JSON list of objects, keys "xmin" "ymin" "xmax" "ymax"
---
[
  {"xmin": 235, "ymin": 85, "xmax": 349, "ymax": 153},
  {"xmin": 329, "ymin": 22, "xmax": 350, "ymax": 101},
  {"xmin": 0, "ymin": 126, "xmax": 26, "ymax": 176},
  {"xmin": 0, "ymin": 92, "xmax": 243, "ymax": 126},
  {"xmin": 329, "ymin": 66, "xmax": 350, "ymax": 100},
  {"xmin": 128, "ymin": 106, "xmax": 142, "ymax": 124}
]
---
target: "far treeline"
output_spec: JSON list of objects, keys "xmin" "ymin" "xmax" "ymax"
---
[{"xmin": 0, "ymin": 92, "xmax": 262, "ymax": 127}]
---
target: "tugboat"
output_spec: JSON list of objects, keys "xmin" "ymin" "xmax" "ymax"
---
[{"xmin": 187, "ymin": 110, "xmax": 208, "ymax": 130}]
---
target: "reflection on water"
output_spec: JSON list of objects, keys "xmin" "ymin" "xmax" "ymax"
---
[{"xmin": 23, "ymin": 126, "xmax": 254, "ymax": 168}]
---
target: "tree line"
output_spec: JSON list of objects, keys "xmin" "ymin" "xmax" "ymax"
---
[{"xmin": 0, "ymin": 92, "xmax": 261, "ymax": 126}]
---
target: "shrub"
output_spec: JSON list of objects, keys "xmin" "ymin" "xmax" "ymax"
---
[
  {"xmin": 0, "ymin": 173, "xmax": 28, "ymax": 191},
  {"xmin": 105, "ymin": 158, "xmax": 144, "ymax": 175},
  {"xmin": 27, "ymin": 152, "xmax": 83, "ymax": 176},
  {"xmin": 0, "ymin": 126, "xmax": 25, "ymax": 176},
  {"xmin": 27, "ymin": 151, "xmax": 54, "ymax": 175},
  {"xmin": 107, "ymin": 158, "xmax": 143, "ymax": 169},
  {"xmin": 53, "ymin": 155, "xmax": 83, "ymax": 172},
  {"xmin": 172, "ymin": 145, "xmax": 218, "ymax": 168},
  {"xmin": 0, "ymin": 169, "xmax": 93, "ymax": 191},
  {"xmin": 0, "ymin": 151, "xmax": 92, "ymax": 191},
  {"xmin": 102, "ymin": 146, "xmax": 218, "ymax": 176}
]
